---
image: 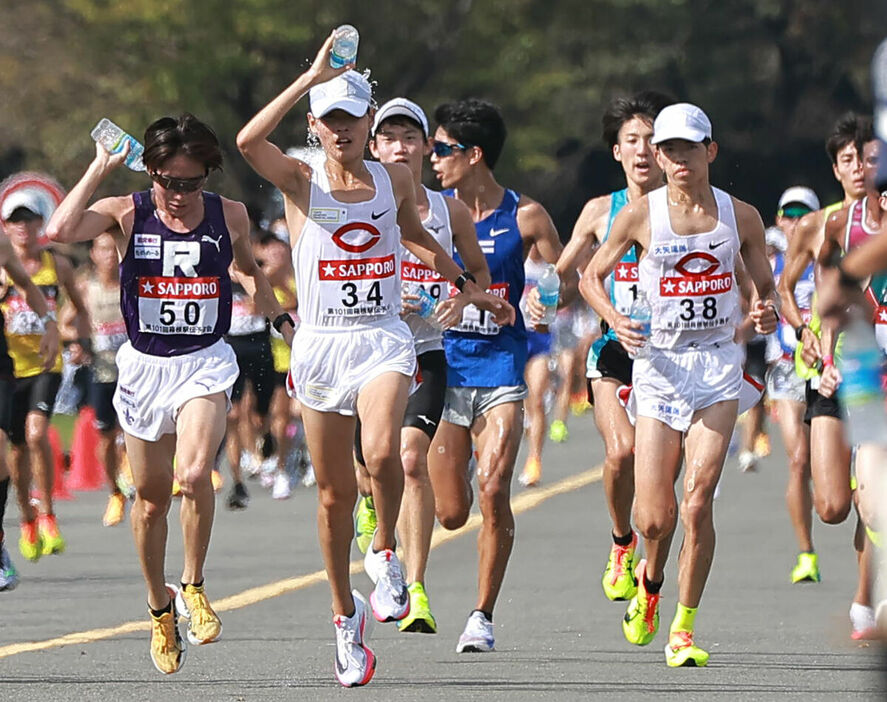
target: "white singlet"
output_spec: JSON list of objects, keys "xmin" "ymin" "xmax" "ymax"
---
[
  {"xmin": 639, "ymin": 185, "xmax": 741, "ymax": 350},
  {"xmin": 402, "ymin": 187, "xmax": 454, "ymax": 355}
]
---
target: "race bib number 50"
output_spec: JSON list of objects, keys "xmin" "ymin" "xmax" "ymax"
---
[
  {"xmin": 138, "ymin": 276, "xmax": 219, "ymax": 335},
  {"xmin": 451, "ymin": 282, "xmax": 509, "ymax": 335}
]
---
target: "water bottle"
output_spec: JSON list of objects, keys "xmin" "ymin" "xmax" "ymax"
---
[
  {"xmin": 629, "ymin": 290, "xmax": 653, "ymax": 359},
  {"xmin": 536, "ymin": 264, "xmax": 560, "ymax": 325},
  {"xmin": 837, "ymin": 312, "xmax": 887, "ymax": 446},
  {"xmin": 90, "ymin": 118, "xmax": 146, "ymax": 172},
  {"xmin": 330, "ymin": 24, "xmax": 359, "ymax": 68},
  {"xmin": 402, "ymin": 282, "xmax": 441, "ymax": 328}
]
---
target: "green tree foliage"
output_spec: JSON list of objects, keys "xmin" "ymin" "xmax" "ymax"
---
[{"xmin": 1, "ymin": 0, "xmax": 884, "ymax": 233}]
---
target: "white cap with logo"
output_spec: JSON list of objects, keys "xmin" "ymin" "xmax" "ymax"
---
[
  {"xmin": 777, "ymin": 186, "xmax": 820, "ymax": 213},
  {"xmin": 371, "ymin": 98, "xmax": 429, "ymax": 137},
  {"xmin": 309, "ymin": 70, "xmax": 373, "ymax": 119},
  {"xmin": 651, "ymin": 103, "xmax": 712, "ymax": 145},
  {"xmin": 1, "ymin": 187, "xmax": 49, "ymax": 221}
]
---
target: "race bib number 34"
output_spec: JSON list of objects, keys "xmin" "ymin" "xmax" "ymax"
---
[
  {"xmin": 138, "ymin": 276, "xmax": 219, "ymax": 335},
  {"xmin": 318, "ymin": 254, "xmax": 397, "ymax": 317}
]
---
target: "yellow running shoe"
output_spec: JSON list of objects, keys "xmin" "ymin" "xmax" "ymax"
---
[
  {"xmin": 355, "ymin": 496, "xmax": 377, "ymax": 555},
  {"xmin": 548, "ymin": 420, "xmax": 569, "ymax": 443},
  {"xmin": 175, "ymin": 583, "xmax": 222, "ymax": 645},
  {"xmin": 518, "ymin": 456, "xmax": 542, "ymax": 487},
  {"xmin": 211, "ymin": 470, "xmax": 224, "ymax": 493},
  {"xmin": 171, "ymin": 478, "xmax": 182, "ymax": 497},
  {"xmin": 150, "ymin": 585, "xmax": 187, "ymax": 674},
  {"xmin": 665, "ymin": 630, "xmax": 709, "ymax": 667},
  {"xmin": 18, "ymin": 520, "xmax": 42, "ymax": 562},
  {"xmin": 753, "ymin": 432, "xmax": 771, "ymax": 457},
  {"xmin": 602, "ymin": 531, "xmax": 638, "ymax": 601},
  {"xmin": 38, "ymin": 514, "xmax": 65, "ymax": 556},
  {"xmin": 622, "ymin": 559, "xmax": 660, "ymax": 645},
  {"xmin": 790, "ymin": 552, "xmax": 821, "ymax": 583},
  {"xmin": 570, "ymin": 393, "xmax": 590, "ymax": 416},
  {"xmin": 398, "ymin": 582, "xmax": 438, "ymax": 633},
  {"xmin": 103, "ymin": 492, "xmax": 126, "ymax": 527}
]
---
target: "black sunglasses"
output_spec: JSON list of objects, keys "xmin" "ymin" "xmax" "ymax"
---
[
  {"xmin": 150, "ymin": 172, "xmax": 207, "ymax": 193},
  {"xmin": 432, "ymin": 140, "xmax": 470, "ymax": 158}
]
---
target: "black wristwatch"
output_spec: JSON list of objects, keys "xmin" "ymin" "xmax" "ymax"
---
[
  {"xmin": 272, "ymin": 312, "xmax": 295, "ymax": 333},
  {"xmin": 794, "ymin": 323, "xmax": 807, "ymax": 341},
  {"xmin": 454, "ymin": 271, "xmax": 477, "ymax": 292}
]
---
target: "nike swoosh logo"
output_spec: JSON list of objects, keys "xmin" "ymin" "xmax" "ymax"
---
[
  {"xmin": 371, "ymin": 209, "xmax": 391, "ymax": 220},
  {"xmin": 490, "ymin": 228, "xmax": 509, "ymax": 237},
  {"xmin": 708, "ymin": 241, "xmax": 727, "ymax": 250}
]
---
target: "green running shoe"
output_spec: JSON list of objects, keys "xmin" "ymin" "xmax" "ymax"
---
[
  {"xmin": 665, "ymin": 630, "xmax": 709, "ymax": 667},
  {"xmin": 602, "ymin": 531, "xmax": 638, "ymax": 601},
  {"xmin": 622, "ymin": 559, "xmax": 660, "ymax": 646},
  {"xmin": 398, "ymin": 582, "xmax": 437, "ymax": 633},
  {"xmin": 355, "ymin": 496, "xmax": 377, "ymax": 555},
  {"xmin": 790, "ymin": 552, "xmax": 821, "ymax": 583},
  {"xmin": 548, "ymin": 420, "xmax": 569, "ymax": 443}
]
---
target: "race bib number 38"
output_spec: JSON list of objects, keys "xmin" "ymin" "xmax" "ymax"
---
[{"xmin": 138, "ymin": 276, "xmax": 219, "ymax": 335}]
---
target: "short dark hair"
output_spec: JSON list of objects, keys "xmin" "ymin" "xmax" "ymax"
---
[
  {"xmin": 373, "ymin": 114, "xmax": 425, "ymax": 137},
  {"xmin": 143, "ymin": 113, "xmax": 223, "ymax": 174},
  {"xmin": 601, "ymin": 91, "xmax": 677, "ymax": 149},
  {"xmin": 434, "ymin": 99, "xmax": 507, "ymax": 169},
  {"xmin": 825, "ymin": 112, "xmax": 874, "ymax": 165}
]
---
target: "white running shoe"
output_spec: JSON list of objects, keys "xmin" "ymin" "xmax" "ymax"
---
[
  {"xmin": 850, "ymin": 601, "xmax": 878, "ymax": 640},
  {"xmin": 738, "ymin": 450, "xmax": 758, "ymax": 473},
  {"xmin": 271, "ymin": 472, "xmax": 292, "ymax": 500},
  {"xmin": 456, "ymin": 610, "xmax": 495, "ymax": 653},
  {"xmin": 334, "ymin": 590, "xmax": 376, "ymax": 687},
  {"xmin": 364, "ymin": 540, "xmax": 409, "ymax": 622},
  {"xmin": 0, "ymin": 543, "xmax": 19, "ymax": 591}
]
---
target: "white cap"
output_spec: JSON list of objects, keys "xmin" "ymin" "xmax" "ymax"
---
[
  {"xmin": 1, "ymin": 187, "xmax": 47, "ymax": 221},
  {"xmin": 778, "ymin": 186, "xmax": 820, "ymax": 213},
  {"xmin": 309, "ymin": 70, "xmax": 372, "ymax": 119},
  {"xmin": 764, "ymin": 226, "xmax": 788, "ymax": 252},
  {"xmin": 651, "ymin": 103, "xmax": 712, "ymax": 145},
  {"xmin": 371, "ymin": 98, "xmax": 429, "ymax": 137}
]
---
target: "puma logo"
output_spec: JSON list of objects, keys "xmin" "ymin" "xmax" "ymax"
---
[{"xmin": 201, "ymin": 234, "xmax": 222, "ymax": 252}]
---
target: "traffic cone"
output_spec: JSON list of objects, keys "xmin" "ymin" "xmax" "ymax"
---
[
  {"xmin": 48, "ymin": 425, "xmax": 73, "ymax": 500},
  {"xmin": 67, "ymin": 406, "xmax": 105, "ymax": 491}
]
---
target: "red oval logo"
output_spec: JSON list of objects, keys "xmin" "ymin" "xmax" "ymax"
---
[
  {"xmin": 331, "ymin": 222, "xmax": 381, "ymax": 253},
  {"xmin": 674, "ymin": 251, "xmax": 720, "ymax": 277}
]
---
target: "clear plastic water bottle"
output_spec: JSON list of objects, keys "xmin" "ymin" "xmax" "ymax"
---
[
  {"xmin": 330, "ymin": 24, "xmax": 359, "ymax": 68},
  {"xmin": 402, "ymin": 282, "xmax": 441, "ymax": 328},
  {"xmin": 90, "ymin": 118, "xmax": 146, "ymax": 172},
  {"xmin": 837, "ymin": 312, "xmax": 887, "ymax": 446},
  {"xmin": 536, "ymin": 264, "xmax": 560, "ymax": 325},
  {"xmin": 629, "ymin": 290, "xmax": 653, "ymax": 359}
]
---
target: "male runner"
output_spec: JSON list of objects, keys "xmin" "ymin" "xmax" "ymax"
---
[
  {"xmin": 426, "ymin": 97, "xmax": 563, "ymax": 653},
  {"xmin": 584, "ymin": 103, "xmax": 778, "ymax": 666},
  {"xmin": 48, "ymin": 113, "xmax": 293, "ymax": 674}
]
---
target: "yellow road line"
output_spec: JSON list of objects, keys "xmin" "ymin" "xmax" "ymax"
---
[{"xmin": 0, "ymin": 465, "xmax": 602, "ymax": 659}]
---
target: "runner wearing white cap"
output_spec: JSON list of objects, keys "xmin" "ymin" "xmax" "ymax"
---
[
  {"xmin": 584, "ymin": 102, "xmax": 779, "ymax": 667},
  {"xmin": 237, "ymin": 32, "xmax": 513, "ymax": 687}
]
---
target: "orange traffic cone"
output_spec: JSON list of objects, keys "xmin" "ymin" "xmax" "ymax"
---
[
  {"xmin": 67, "ymin": 406, "xmax": 106, "ymax": 491},
  {"xmin": 48, "ymin": 425, "xmax": 73, "ymax": 500}
]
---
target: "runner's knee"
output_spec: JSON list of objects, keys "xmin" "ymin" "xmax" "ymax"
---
[
  {"xmin": 400, "ymin": 445, "xmax": 428, "ymax": 484},
  {"xmin": 814, "ymin": 494, "xmax": 850, "ymax": 524}
]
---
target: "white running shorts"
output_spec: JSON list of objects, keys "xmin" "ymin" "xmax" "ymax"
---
[
  {"xmin": 288, "ymin": 319, "xmax": 416, "ymax": 415},
  {"xmin": 441, "ymin": 384, "xmax": 528, "ymax": 428},
  {"xmin": 766, "ymin": 356, "xmax": 806, "ymax": 404},
  {"xmin": 632, "ymin": 342, "xmax": 743, "ymax": 432},
  {"xmin": 113, "ymin": 339, "xmax": 238, "ymax": 441}
]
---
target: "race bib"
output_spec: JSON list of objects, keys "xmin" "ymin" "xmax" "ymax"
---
[
  {"xmin": 402, "ymin": 261, "xmax": 448, "ymax": 302},
  {"xmin": 93, "ymin": 319, "xmax": 128, "ymax": 352},
  {"xmin": 450, "ymin": 282, "xmax": 509, "ymax": 335},
  {"xmin": 612, "ymin": 261, "xmax": 638, "ymax": 315},
  {"xmin": 658, "ymin": 251, "xmax": 736, "ymax": 332},
  {"xmin": 876, "ymin": 305, "xmax": 887, "ymax": 354},
  {"xmin": 4, "ymin": 291, "xmax": 58, "ymax": 335},
  {"xmin": 137, "ymin": 276, "xmax": 219, "ymax": 335},
  {"xmin": 318, "ymin": 254, "xmax": 398, "ymax": 318}
]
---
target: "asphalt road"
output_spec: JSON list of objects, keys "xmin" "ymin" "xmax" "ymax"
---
[{"xmin": 0, "ymin": 411, "xmax": 884, "ymax": 701}]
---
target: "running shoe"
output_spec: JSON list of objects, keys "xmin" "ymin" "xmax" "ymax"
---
[
  {"xmin": 226, "ymin": 481, "xmax": 250, "ymax": 510},
  {"xmin": 398, "ymin": 582, "xmax": 437, "ymax": 633},
  {"xmin": 622, "ymin": 559, "xmax": 660, "ymax": 646},
  {"xmin": 171, "ymin": 478, "xmax": 182, "ymax": 497},
  {"xmin": 150, "ymin": 585, "xmax": 187, "ymax": 675},
  {"xmin": 175, "ymin": 582, "xmax": 223, "ymax": 645},
  {"xmin": 271, "ymin": 471, "xmax": 292, "ymax": 500},
  {"xmin": 38, "ymin": 514, "xmax": 65, "ymax": 556},
  {"xmin": 0, "ymin": 542, "xmax": 19, "ymax": 591},
  {"xmin": 737, "ymin": 450, "xmax": 757, "ymax": 473},
  {"xmin": 665, "ymin": 630, "xmax": 710, "ymax": 667},
  {"xmin": 570, "ymin": 393, "xmax": 591, "ymax": 416},
  {"xmin": 355, "ymin": 496, "xmax": 377, "ymax": 554},
  {"xmin": 103, "ymin": 492, "xmax": 126, "ymax": 527},
  {"xmin": 334, "ymin": 590, "xmax": 376, "ymax": 687},
  {"xmin": 549, "ymin": 419, "xmax": 569, "ymax": 443},
  {"xmin": 790, "ymin": 552, "xmax": 821, "ymax": 584},
  {"xmin": 602, "ymin": 531, "xmax": 638, "ymax": 601},
  {"xmin": 364, "ymin": 541, "xmax": 410, "ymax": 622},
  {"xmin": 518, "ymin": 457, "xmax": 542, "ymax": 487},
  {"xmin": 210, "ymin": 470, "xmax": 224, "ymax": 493},
  {"xmin": 18, "ymin": 520, "xmax": 42, "ymax": 562},
  {"xmin": 753, "ymin": 432, "xmax": 771, "ymax": 457},
  {"xmin": 850, "ymin": 601, "xmax": 879, "ymax": 640},
  {"xmin": 456, "ymin": 610, "xmax": 495, "ymax": 653}
]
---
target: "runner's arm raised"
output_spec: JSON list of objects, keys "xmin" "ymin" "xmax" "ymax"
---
[
  {"xmin": 556, "ymin": 195, "xmax": 609, "ymax": 278},
  {"xmin": 778, "ymin": 210, "xmax": 821, "ymax": 339}
]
